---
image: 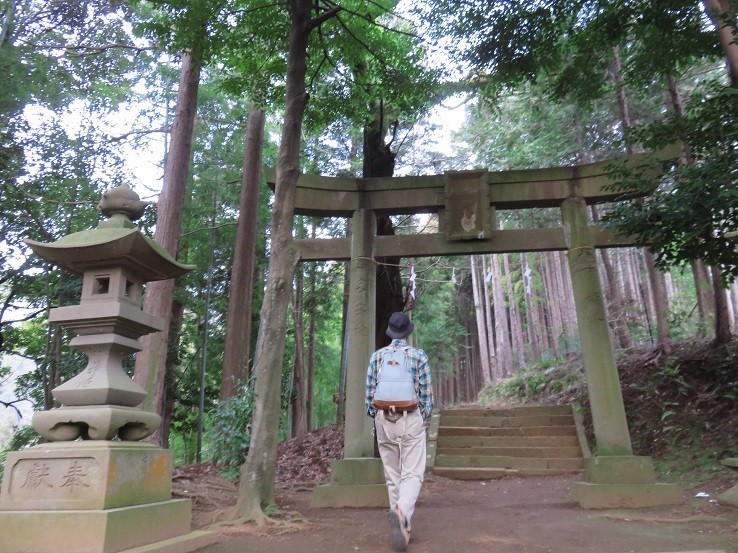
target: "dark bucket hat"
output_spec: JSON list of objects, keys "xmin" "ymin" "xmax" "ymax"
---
[{"xmin": 386, "ymin": 311, "xmax": 414, "ymax": 339}]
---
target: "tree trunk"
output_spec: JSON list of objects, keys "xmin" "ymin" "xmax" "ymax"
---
[
  {"xmin": 591, "ymin": 206, "xmax": 633, "ymax": 349},
  {"xmin": 533, "ymin": 253, "xmax": 555, "ymax": 357},
  {"xmin": 503, "ymin": 254, "xmax": 526, "ymax": 369},
  {"xmin": 481, "ymin": 255, "xmax": 498, "ymax": 380},
  {"xmin": 162, "ymin": 299, "xmax": 184, "ymax": 447},
  {"xmin": 691, "ymin": 259, "xmax": 715, "ymax": 336},
  {"xmin": 220, "ymin": 107, "xmax": 266, "ymax": 400},
  {"xmin": 665, "ymin": 75, "xmax": 718, "ymax": 340},
  {"xmin": 48, "ymin": 323, "xmax": 62, "ymax": 409},
  {"xmin": 470, "ymin": 255, "xmax": 492, "ymax": 382},
  {"xmin": 336, "ymin": 262, "xmax": 350, "ymax": 425},
  {"xmin": 291, "ymin": 264, "xmax": 308, "ymax": 438},
  {"xmin": 363, "ymin": 98, "xmax": 396, "ymax": 178},
  {"xmin": 233, "ymin": 0, "xmax": 336, "ymax": 519},
  {"xmin": 39, "ymin": 288, "xmax": 54, "ymax": 411},
  {"xmin": 522, "ymin": 254, "xmax": 541, "ymax": 359},
  {"xmin": 134, "ymin": 51, "xmax": 201, "ymax": 442},
  {"xmin": 643, "ymin": 248, "xmax": 671, "ymax": 351},
  {"xmin": 306, "ymin": 226, "xmax": 317, "ymax": 431},
  {"xmin": 374, "ymin": 216, "xmax": 404, "ymax": 348},
  {"xmin": 532, "ymin": 256, "xmax": 549, "ymax": 358},
  {"xmin": 458, "ymin": 274, "xmax": 482, "ymax": 394},
  {"xmin": 0, "ymin": 0, "xmax": 15, "ymax": 46},
  {"xmin": 611, "ymin": 46, "xmax": 634, "ymax": 154},
  {"xmin": 491, "ymin": 254, "xmax": 512, "ymax": 376},
  {"xmin": 540, "ymin": 253, "xmax": 561, "ymax": 357},
  {"xmin": 710, "ymin": 265, "xmax": 732, "ymax": 344},
  {"xmin": 728, "ymin": 281, "xmax": 738, "ymax": 331},
  {"xmin": 702, "ymin": 0, "xmax": 738, "ymax": 87},
  {"xmin": 558, "ymin": 250, "xmax": 577, "ymax": 347},
  {"xmin": 363, "ymin": 100, "xmax": 403, "ymax": 348}
]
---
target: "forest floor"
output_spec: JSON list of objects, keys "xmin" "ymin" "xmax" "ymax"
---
[{"xmin": 172, "ymin": 341, "xmax": 738, "ymax": 552}]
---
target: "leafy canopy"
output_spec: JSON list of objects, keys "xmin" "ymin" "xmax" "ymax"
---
[{"xmin": 603, "ymin": 83, "xmax": 738, "ymax": 282}]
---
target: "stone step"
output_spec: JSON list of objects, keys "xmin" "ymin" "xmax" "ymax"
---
[
  {"xmin": 437, "ymin": 434, "xmax": 580, "ymax": 449},
  {"xmin": 433, "ymin": 467, "xmax": 581, "ymax": 480},
  {"xmin": 432, "ymin": 405, "xmax": 584, "ymax": 481},
  {"xmin": 440, "ymin": 414, "xmax": 575, "ymax": 428},
  {"xmin": 435, "ymin": 454, "xmax": 584, "ymax": 471},
  {"xmin": 438, "ymin": 425, "xmax": 578, "ymax": 438},
  {"xmin": 436, "ymin": 445, "xmax": 584, "ymax": 458},
  {"xmin": 440, "ymin": 405, "xmax": 573, "ymax": 418}
]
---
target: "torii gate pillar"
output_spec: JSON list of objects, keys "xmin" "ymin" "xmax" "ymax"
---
[
  {"xmin": 344, "ymin": 208, "xmax": 377, "ymax": 458},
  {"xmin": 312, "ymin": 208, "xmax": 388, "ymax": 507},
  {"xmin": 562, "ymin": 197, "xmax": 681, "ymax": 508}
]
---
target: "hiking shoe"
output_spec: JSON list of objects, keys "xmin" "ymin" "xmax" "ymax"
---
[{"xmin": 388, "ymin": 509, "xmax": 409, "ymax": 551}]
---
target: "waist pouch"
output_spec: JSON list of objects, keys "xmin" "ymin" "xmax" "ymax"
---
[{"xmin": 371, "ymin": 398, "xmax": 419, "ymax": 412}]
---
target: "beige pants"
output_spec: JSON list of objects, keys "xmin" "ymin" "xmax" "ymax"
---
[{"xmin": 375, "ymin": 409, "xmax": 426, "ymax": 530}]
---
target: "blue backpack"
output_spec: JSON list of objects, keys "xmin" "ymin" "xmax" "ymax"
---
[{"xmin": 372, "ymin": 347, "xmax": 419, "ymax": 412}]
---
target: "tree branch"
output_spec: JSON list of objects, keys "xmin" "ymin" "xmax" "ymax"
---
[
  {"xmin": 0, "ymin": 398, "xmax": 33, "ymax": 419},
  {"xmin": 335, "ymin": 3, "xmax": 420, "ymax": 40},
  {"xmin": 0, "ymin": 308, "xmax": 46, "ymax": 327},
  {"xmin": 180, "ymin": 221, "xmax": 238, "ymax": 239},
  {"xmin": 309, "ymin": 5, "xmax": 341, "ymax": 30},
  {"xmin": 334, "ymin": 13, "xmax": 388, "ymax": 67},
  {"xmin": 108, "ymin": 126, "xmax": 171, "ymax": 143},
  {"xmin": 63, "ymin": 43, "xmax": 158, "ymax": 57}
]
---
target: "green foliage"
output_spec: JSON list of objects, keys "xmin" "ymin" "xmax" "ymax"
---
[
  {"xmin": 1, "ymin": 1, "xmax": 167, "ymax": 415},
  {"xmin": 421, "ymin": 0, "xmax": 721, "ymax": 103},
  {"xmin": 477, "ymin": 358, "xmax": 576, "ymax": 404},
  {"xmin": 457, "ymin": 81, "xmax": 644, "ymax": 169},
  {"xmin": 653, "ymin": 444, "xmax": 726, "ymax": 485},
  {"xmin": 303, "ymin": 258, "xmax": 345, "ymax": 429},
  {"xmin": 303, "ymin": 0, "xmax": 444, "ymax": 134},
  {"xmin": 410, "ymin": 256, "xmax": 468, "ymax": 378},
  {"xmin": 603, "ymin": 83, "xmax": 738, "ymax": 283},
  {"xmin": 7, "ymin": 424, "xmax": 39, "ymax": 451},
  {"xmin": 208, "ymin": 383, "xmax": 255, "ymax": 478}
]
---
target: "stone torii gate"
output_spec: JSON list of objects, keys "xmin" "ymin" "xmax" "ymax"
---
[{"xmin": 275, "ymin": 152, "xmax": 681, "ymax": 510}]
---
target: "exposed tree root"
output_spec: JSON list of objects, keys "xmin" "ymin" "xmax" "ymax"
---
[
  {"xmin": 208, "ymin": 503, "xmax": 308, "ymax": 534},
  {"xmin": 172, "ymin": 490, "xmax": 230, "ymax": 510}
]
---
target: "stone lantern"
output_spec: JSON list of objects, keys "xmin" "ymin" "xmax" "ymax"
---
[{"xmin": 0, "ymin": 186, "xmax": 217, "ymax": 552}]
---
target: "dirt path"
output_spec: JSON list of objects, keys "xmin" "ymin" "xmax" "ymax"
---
[{"xmin": 195, "ymin": 474, "xmax": 737, "ymax": 553}]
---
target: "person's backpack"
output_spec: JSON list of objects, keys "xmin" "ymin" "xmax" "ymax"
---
[{"xmin": 371, "ymin": 346, "xmax": 419, "ymax": 412}]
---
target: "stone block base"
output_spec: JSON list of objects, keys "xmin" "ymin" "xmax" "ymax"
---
[
  {"xmin": 311, "ymin": 483, "xmax": 388, "ymax": 508},
  {"xmin": 0, "ymin": 441, "xmax": 172, "ymax": 511},
  {"xmin": 310, "ymin": 458, "xmax": 388, "ymax": 508},
  {"xmin": 330, "ymin": 458, "xmax": 385, "ymax": 485},
  {"xmin": 571, "ymin": 455, "xmax": 682, "ymax": 509},
  {"xmin": 717, "ymin": 484, "xmax": 738, "ymax": 508},
  {"xmin": 0, "ymin": 499, "xmax": 196, "ymax": 553},
  {"xmin": 122, "ymin": 530, "xmax": 219, "ymax": 553},
  {"xmin": 583, "ymin": 455, "xmax": 656, "ymax": 484},
  {"xmin": 571, "ymin": 481, "xmax": 682, "ymax": 509}
]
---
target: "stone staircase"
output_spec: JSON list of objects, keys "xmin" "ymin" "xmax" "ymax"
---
[{"xmin": 432, "ymin": 405, "xmax": 586, "ymax": 479}]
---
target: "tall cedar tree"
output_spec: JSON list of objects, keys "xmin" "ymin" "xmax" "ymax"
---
[{"xmin": 231, "ymin": 0, "xmax": 339, "ymax": 522}]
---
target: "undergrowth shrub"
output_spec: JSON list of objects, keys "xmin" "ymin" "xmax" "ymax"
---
[
  {"xmin": 477, "ymin": 358, "xmax": 582, "ymax": 404},
  {"xmin": 208, "ymin": 383, "xmax": 254, "ymax": 479}
]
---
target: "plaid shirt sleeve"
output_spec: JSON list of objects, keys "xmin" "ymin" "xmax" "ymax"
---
[
  {"xmin": 414, "ymin": 349, "xmax": 434, "ymax": 423},
  {"xmin": 365, "ymin": 350, "xmax": 380, "ymax": 418}
]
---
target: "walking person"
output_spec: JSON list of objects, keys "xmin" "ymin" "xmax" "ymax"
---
[{"xmin": 366, "ymin": 311, "xmax": 434, "ymax": 551}]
